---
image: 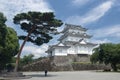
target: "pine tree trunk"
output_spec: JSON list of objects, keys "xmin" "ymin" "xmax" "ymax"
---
[{"xmin": 14, "ymin": 27, "xmax": 36, "ymax": 72}]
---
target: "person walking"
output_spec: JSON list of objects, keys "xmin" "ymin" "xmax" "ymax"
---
[{"xmin": 45, "ymin": 70, "xmax": 48, "ymax": 76}]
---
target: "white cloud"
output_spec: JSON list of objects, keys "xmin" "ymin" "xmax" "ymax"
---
[
  {"xmin": 0, "ymin": 0, "xmax": 53, "ymax": 27},
  {"xmin": 90, "ymin": 25, "xmax": 120, "ymax": 38},
  {"xmin": 66, "ymin": 1, "xmax": 113, "ymax": 25},
  {"xmin": 91, "ymin": 39, "xmax": 111, "ymax": 44},
  {"xmin": 72, "ymin": 0, "xmax": 89, "ymax": 6},
  {"xmin": 23, "ymin": 44, "xmax": 48, "ymax": 58}
]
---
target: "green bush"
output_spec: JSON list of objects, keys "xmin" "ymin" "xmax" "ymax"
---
[{"xmin": 72, "ymin": 62, "xmax": 91, "ymax": 64}]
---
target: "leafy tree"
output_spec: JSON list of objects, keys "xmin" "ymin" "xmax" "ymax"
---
[
  {"xmin": 91, "ymin": 43, "xmax": 120, "ymax": 71},
  {"xmin": 90, "ymin": 48, "xmax": 99, "ymax": 64},
  {"xmin": 13, "ymin": 11, "xmax": 63, "ymax": 71},
  {"xmin": 0, "ymin": 12, "xmax": 19, "ymax": 71},
  {"xmin": 20, "ymin": 54, "xmax": 34, "ymax": 66}
]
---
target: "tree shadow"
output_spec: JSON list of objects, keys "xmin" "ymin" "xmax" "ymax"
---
[{"xmin": 27, "ymin": 74, "xmax": 57, "ymax": 77}]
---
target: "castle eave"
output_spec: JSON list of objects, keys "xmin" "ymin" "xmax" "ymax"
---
[
  {"xmin": 75, "ymin": 42, "xmax": 97, "ymax": 46},
  {"xmin": 46, "ymin": 45, "xmax": 70, "ymax": 53},
  {"xmin": 58, "ymin": 33, "xmax": 92, "ymax": 41},
  {"xmin": 62, "ymin": 23, "xmax": 88, "ymax": 33},
  {"xmin": 52, "ymin": 46, "xmax": 70, "ymax": 48}
]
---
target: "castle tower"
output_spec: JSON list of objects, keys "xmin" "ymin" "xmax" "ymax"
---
[{"xmin": 46, "ymin": 24, "xmax": 97, "ymax": 57}]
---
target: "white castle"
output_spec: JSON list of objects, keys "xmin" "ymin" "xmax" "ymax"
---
[{"xmin": 46, "ymin": 24, "xmax": 97, "ymax": 57}]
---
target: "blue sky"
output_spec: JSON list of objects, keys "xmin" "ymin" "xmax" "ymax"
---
[{"xmin": 0, "ymin": 0, "xmax": 120, "ymax": 58}]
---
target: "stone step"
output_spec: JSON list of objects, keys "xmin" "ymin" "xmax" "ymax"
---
[{"xmin": 2, "ymin": 72, "xmax": 24, "ymax": 77}]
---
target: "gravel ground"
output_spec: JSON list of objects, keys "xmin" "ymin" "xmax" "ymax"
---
[{"xmin": 17, "ymin": 71, "xmax": 120, "ymax": 80}]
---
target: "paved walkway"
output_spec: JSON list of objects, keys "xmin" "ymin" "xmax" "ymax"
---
[{"xmin": 17, "ymin": 71, "xmax": 120, "ymax": 80}]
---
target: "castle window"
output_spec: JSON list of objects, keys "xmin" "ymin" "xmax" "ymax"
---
[
  {"xmin": 50, "ymin": 51, "xmax": 52, "ymax": 56},
  {"xmin": 59, "ymin": 49, "xmax": 62, "ymax": 53},
  {"xmin": 72, "ymin": 32, "xmax": 76, "ymax": 34},
  {"xmin": 76, "ymin": 38, "xmax": 78, "ymax": 41}
]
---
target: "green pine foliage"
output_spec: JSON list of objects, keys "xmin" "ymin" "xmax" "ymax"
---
[{"xmin": 13, "ymin": 12, "xmax": 63, "ymax": 46}]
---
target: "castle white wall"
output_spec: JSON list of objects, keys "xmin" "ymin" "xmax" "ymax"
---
[
  {"xmin": 62, "ymin": 36, "xmax": 82, "ymax": 43},
  {"xmin": 78, "ymin": 45, "xmax": 94, "ymax": 54},
  {"xmin": 77, "ymin": 46, "xmax": 89, "ymax": 54},
  {"xmin": 68, "ymin": 46, "xmax": 76, "ymax": 54},
  {"xmin": 68, "ymin": 36, "xmax": 81, "ymax": 42},
  {"xmin": 51, "ymin": 46, "xmax": 93, "ymax": 56},
  {"xmin": 69, "ymin": 29, "xmax": 85, "ymax": 34},
  {"xmin": 54, "ymin": 48, "xmax": 68, "ymax": 56},
  {"xmin": 87, "ymin": 46, "xmax": 94, "ymax": 54}
]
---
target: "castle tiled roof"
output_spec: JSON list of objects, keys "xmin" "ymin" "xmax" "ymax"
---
[
  {"xmin": 62, "ymin": 23, "xmax": 87, "ymax": 33},
  {"xmin": 58, "ymin": 32, "xmax": 92, "ymax": 41},
  {"xmin": 63, "ymin": 40, "xmax": 97, "ymax": 46}
]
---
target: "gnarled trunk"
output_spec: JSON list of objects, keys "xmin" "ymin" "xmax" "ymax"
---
[{"xmin": 14, "ymin": 26, "xmax": 36, "ymax": 72}]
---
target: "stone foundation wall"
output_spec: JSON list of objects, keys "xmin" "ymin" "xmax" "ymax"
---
[
  {"xmin": 67, "ymin": 54, "xmax": 90, "ymax": 62},
  {"xmin": 21, "ymin": 58, "xmax": 52, "ymax": 71},
  {"xmin": 21, "ymin": 55, "xmax": 111, "ymax": 71},
  {"xmin": 49, "ymin": 55, "xmax": 111, "ymax": 71},
  {"xmin": 50, "ymin": 54, "xmax": 90, "ymax": 65},
  {"xmin": 72, "ymin": 63, "xmax": 111, "ymax": 70}
]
